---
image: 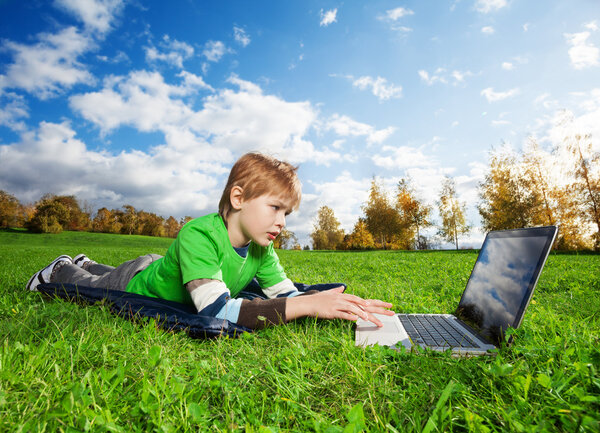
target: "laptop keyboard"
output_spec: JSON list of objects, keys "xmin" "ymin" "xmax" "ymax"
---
[{"xmin": 398, "ymin": 315, "xmax": 478, "ymax": 348}]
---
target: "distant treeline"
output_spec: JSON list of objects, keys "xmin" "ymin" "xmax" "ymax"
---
[
  {"xmin": 309, "ymin": 133, "xmax": 600, "ymax": 252},
  {"xmin": 1, "ymin": 131, "xmax": 598, "ymax": 250},
  {"xmin": 0, "ymin": 192, "xmax": 191, "ymax": 238}
]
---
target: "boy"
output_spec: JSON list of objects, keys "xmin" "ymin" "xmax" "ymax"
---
[{"xmin": 27, "ymin": 153, "xmax": 394, "ymax": 329}]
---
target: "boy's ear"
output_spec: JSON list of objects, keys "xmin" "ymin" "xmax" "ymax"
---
[{"xmin": 230, "ymin": 186, "xmax": 244, "ymax": 210}]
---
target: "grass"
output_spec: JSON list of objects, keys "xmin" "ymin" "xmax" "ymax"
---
[{"xmin": 0, "ymin": 229, "xmax": 599, "ymax": 432}]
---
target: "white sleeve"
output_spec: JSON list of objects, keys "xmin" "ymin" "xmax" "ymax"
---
[{"xmin": 261, "ymin": 278, "xmax": 300, "ymax": 299}]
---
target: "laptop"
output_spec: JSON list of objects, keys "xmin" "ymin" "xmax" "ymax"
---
[{"xmin": 355, "ymin": 226, "xmax": 558, "ymax": 356}]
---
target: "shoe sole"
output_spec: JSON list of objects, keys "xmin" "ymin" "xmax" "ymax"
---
[{"xmin": 26, "ymin": 255, "xmax": 72, "ymax": 291}]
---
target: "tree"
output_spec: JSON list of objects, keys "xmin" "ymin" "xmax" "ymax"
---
[
  {"xmin": 438, "ymin": 176, "xmax": 470, "ymax": 249},
  {"xmin": 180, "ymin": 216, "xmax": 193, "ymax": 227},
  {"xmin": 121, "ymin": 205, "xmax": 138, "ymax": 235},
  {"xmin": 310, "ymin": 205, "xmax": 344, "ymax": 250},
  {"xmin": 563, "ymin": 133, "xmax": 600, "ymax": 250},
  {"xmin": 52, "ymin": 195, "xmax": 91, "ymax": 231},
  {"xmin": 478, "ymin": 150, "xmax": 539, "ymax": 231},
  {"xmin": 27, "ymin": 195, "xmax": 69, "ymax": 233},
  {"xmin": 164, "ymin": 216, "xmax": 180, "ymax": 238},
  {"xmin": 522, "ymin": 138, "xmax": 584, "ymax": 249},
  {"xmin": 363, "ymin": 178, "xmax": 401, "ymax": 249},
  {"xmin": 0, "ymin": 190, "xmax": 21, "ymax": 228},
  {"xmin": 92, "ymin": 207, "xmax": 122, "ymax": 233},
  {"xmin": 395, "ymin": 178, "xmax": 432, "ymax": 250},
  {"xmin": 343, "ymin": 219, "xmax": 375, "ymax": 250},
  {"xmin": 273, "ymin": 228, "xmax": 298, "ymax": 249},
  {"xmin": 138, "ymin": 211, "xmax": 166, "ymax": 237}
]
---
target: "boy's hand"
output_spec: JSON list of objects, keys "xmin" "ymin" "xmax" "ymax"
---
[{"xmin": 286, "ymin": 286, "xmax": 395, "ymax": 327}]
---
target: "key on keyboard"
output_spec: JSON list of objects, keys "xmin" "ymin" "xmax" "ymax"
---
[{"xmin": 399, "ymin": 315, "xmax": 478, "ymax": 348}]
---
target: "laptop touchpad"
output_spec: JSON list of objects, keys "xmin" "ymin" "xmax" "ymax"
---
[{"xmin": 355, "ymin": 314, "xmax": 411, "ymax": 349}]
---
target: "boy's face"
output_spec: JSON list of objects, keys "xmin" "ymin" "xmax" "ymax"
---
[{"xmin": 232, "ymin": 192, "xmax": 294, "ymax": 247}]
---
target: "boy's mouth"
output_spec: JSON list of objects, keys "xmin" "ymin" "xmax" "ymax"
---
[{"xmin": 267, "ymin": 231, "xmax": 279, "ymax": 240}]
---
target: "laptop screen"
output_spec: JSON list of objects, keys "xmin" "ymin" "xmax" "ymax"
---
[{"xmin": 455, "ymin": 226, "xmax": 557, "ymax": 345}]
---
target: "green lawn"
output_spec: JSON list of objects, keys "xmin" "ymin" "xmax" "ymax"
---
[{"xmin": 1, "ymin": 229, "xmax": 599, "ymax": 432}]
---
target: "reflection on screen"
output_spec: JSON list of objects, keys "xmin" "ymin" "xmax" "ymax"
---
[{"xmin": 455, "ymin": 235, "xmax": 549, "ymax": 345}]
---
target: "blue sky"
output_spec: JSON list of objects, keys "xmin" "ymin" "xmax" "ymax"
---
[{"xmin": 1, "ymin": 0, "xmax": 599, "ymax": 247}]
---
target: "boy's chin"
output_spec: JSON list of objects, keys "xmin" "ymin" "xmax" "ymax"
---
[{"xmin": 252, "ymin": 237, "xmax": 272, "ymax": 247}]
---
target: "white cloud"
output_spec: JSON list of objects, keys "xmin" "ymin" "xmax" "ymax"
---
[
  {"xmin": 585, "ymin": 21, "xmax": 599, "ymax": 32},
  {"xmin": 306, "ymin": 171, "xmax": 373, "ymax": 233},
  {"xmin": 418, "ymin": 68, "xmax": 472, "ymax": 86},
  {"xmin": 54, "ymin": 0, "xmax": 124, "ymax": 34},
  {"xmin": 564, "ymin": 30, "xmax": 599, "ymax": 70},
  {"xmin": 69, "ymin": 70, "xmax": 200, "ymax": 134},
  {"xmin": 378, "ymin": 6, "xmax": 414, "ymax": 32},
  {"xmin": 547, "ymin": 90, "xmax": 600, "ymax": 151},
  {"xmin": 481, "ymin": 87, "xmax": 519, "ymax": 102},
  {"xmin": 325, "ymin": 114, "xmax": 395, "ymax": 145},
  {"xmin": 502, "ymin": 62, "xmax": 514, "ymax": 70},
  {"xmin": 382, "ymin": 7, "xmax": 414, "ymax": 21},
  {"xmin": 0, "ymin": 26, "xmax": 95, "ymax": 99},
  {"xmin": 203, "ymin": 40, "xmax": 228, "ymax": 62},
  {"xmin": 70, "ymin": 71, "xmax": 340, "ymax": 167},
  {"xmin": 233, "ymin": 26, "xmax": 251, "ymax": 47},
  {"xmin": 475, "ymin": 0, "xmax": 507, "ymax": 14},
  {"xmin": 145, "ymin": 35, "xmax": 194, "ymax": 68},
  {"xmin": 97, "ymin": 50, "xmax": 129, "ymax": 64},
  {"xmin": 481, "ymin": 26, "xmax": 495, "ymax": 35},
  {"xmin": 2, "ymin": 74, "xmax": 355, "ymax": 218},
  {"xmin": 320, "ymin": 8, "xmax": 338, "ymax": 27},
  {"xmin": 0, "ymin": 92, "xmax": 29, "ymax": 132},
  {"xmin": 533, "ymin": 93, "xmax": 558, "ymax": 110},
  {"xmin": 0, "ymin": 121, "xmax": 221, "ymax": 216},
  {"xmin": 351, "ymin": 75, "xmax": 403, "ymax": 101},
  {"xmin": 372, "ymin": 145, "xmax": 436, "ymax": 170},
  {"xmin": 523, "ymin": 23, "xmax": 530, "ymax": 32}
]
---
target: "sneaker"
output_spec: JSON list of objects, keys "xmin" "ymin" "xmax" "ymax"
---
[
  {"xmin": 73, "ymin": 254, "xmax": 95, "ymax": 268},
  {"xmin": 26, "ymin": 255, "xmax": 72, "ymax": 291}
]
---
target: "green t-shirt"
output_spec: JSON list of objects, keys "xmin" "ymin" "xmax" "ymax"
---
[{"xmin": 126, "ymin": 213, "xmax": 288, "ymax": 304}]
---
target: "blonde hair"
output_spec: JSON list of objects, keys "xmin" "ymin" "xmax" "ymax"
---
[{"xmin": 219, "ymin": 152, "xmax": 302, "ymax": 221}]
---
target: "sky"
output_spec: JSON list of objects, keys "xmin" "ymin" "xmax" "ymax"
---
[{"xmin": 1, "ymin": 0, "xmax": 599, "ymax": 248}]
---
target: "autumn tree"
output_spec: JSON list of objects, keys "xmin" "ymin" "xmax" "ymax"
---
[
  {"xmin": 273, "ymin": 228, "xmax": 298, "ymax": 249},
  {"xmin": 438, "ymin": 176, "xmax": 470, "ymax": 249},
  {"xmin": 92, "ymin": 207, "xmax": 122, "ymax": 233},
  {"xmin": 0, "ymin": 190, "xmax": 21, "ymax": 228},
  {"xmin": 180, "ymin": 216, "xmax": 193, "ymax": 227},
  {"xmin": 52, "ymin": 195, "xmax": 91, "ymax": 231},
  {"xmin": 26, "ymin": 195, "xmax": 70, "ymax": 233},
  {"xmin": 563, "ymin": 133, "xmax": 600, "ymax": 250},
  {"xmin": 310, "ymin": 205, "xmax": 344, "ymax": 250},
  {"xmin": 478, "ymin": 150, "xmax": 539, "ymax": 231},
  {"xmin": 522, "ymin": 139, "xmax": 584, "ymax": 249},
  {"xmin": 164, "ymin": 216, "xmax": 180, "ymax": 238},
  {"xmin": 137, "ymin": 210, "xmax": 166, "ymax": 237},
  {"xmin": 121, "ymin": 205, "xmax": 138, "ymax": 235},
  {"xmin": 343, "ymin": 219, "xmax": 375, "ymax": 250},
  {"xmin": 395, "ymin": 178, "xmax": 432, "ymax": 250},
  {"xmin": 363, "ymin": 178, "xmax": 401, "ymax": 249}
]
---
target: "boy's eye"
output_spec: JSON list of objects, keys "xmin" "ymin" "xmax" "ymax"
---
[{"xmin": 271, "ymin": 205, "xmax": 280, "ymax": 210}]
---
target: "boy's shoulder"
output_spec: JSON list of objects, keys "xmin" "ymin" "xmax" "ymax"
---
[{"xmin": 178, "ymin": 213, "xmax": 226, "ymax": 238}]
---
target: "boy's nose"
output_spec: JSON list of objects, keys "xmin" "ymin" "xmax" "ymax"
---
[{"xmin": 276, "ymin": 213, "xmax": 286, "ymax": 228}]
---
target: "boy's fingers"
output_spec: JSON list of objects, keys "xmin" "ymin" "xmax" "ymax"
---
[
  {"xmin": 363, "ymin": 312, "xmax": 384, "ymax": 327},
  {"xmin": 366, "ymin": 299, "xmax": 393, "ymax": 308},
  {"xmin": 365, "ymin": 307, "xmax": 396, "ymax": 316}
]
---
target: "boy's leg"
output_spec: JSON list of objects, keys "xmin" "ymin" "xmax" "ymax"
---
[
  {"xmin": 86, "ymin": 263, "xmax": 116, "ymax": 275},
  {"xmin": 52, "ymin": 254, "xmax": 163, "ymax": 291}
]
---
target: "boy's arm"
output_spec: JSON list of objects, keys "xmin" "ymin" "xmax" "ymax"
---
[
  {"xmin": 261, "ymin": 278, "xmax": 304, "ymax": 298},
  {"xmin": 186, "ymin": 279, "xmax": 287, "ymax": 329}
]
